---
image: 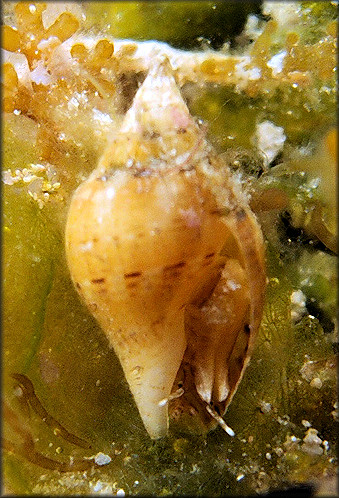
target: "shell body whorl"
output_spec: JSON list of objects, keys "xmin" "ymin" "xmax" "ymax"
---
[
  {"xmin": 66, "ymin": 168, "xmax": 229, "ymax": 319},
  {"xmin": 65, "ymin": 164, "xmax": 230, "ymax": 439}
]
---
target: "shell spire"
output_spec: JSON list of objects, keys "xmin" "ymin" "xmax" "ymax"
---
[
  {"xmin": 97, "ymin": 57, "xmax": 201, "ymax": 176},
  {"xmin": 120, "ymin": 56, "xmax": 198, "ymax": 135}
]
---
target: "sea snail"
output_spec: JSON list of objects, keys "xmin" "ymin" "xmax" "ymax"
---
[{"xmin": 65, "ymin": 58, "xmax": 266, "ymax": 439}]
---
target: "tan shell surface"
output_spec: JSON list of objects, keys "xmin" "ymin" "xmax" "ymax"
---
[{"xmin": 65, "ymin": 59, "xmax": 266, "ymax": 438}]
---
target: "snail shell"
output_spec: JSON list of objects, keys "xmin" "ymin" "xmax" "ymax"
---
[{"xmin": 65, "ymin": 58, "xmax": 266, "ymax": 439}]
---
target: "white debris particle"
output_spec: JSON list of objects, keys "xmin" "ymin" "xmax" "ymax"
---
[
  {"xmin": 30, "ymin": 61, "xmax": 53, "ymax": 85},
  {"xmin": 5, "ymin": 162, "xmax": 62, "ymax": 211},
  {"xmin": 13, "ymin": 385, "xmax": 23, "ymax": 397},
  {"xmin": 190, "ymin": 463, "xmax": 200, "ymax": 474},
  {"xmin": 175, "ymin": 151, "xmax": 190, "ymax": 165},
  {"xmin": 244, "ymin": 66, "xmax": 261, "ymax": 85},
  {"xmin": 254, "ymin": 120, "xmax": 286, "ymax": 167},
  {"xmin": 322, "ymin": 440, "xmax": 330, "ymax": 452},
  {"xmin": 300, "ymin": 360, "xmax": 316, "ymax": 382},
  {"xmin": 307, "ymin": 177, "xmax": 320, "ymax": 189},
  {"xmin": 94, "ymin": 452, "xmax": 112, "ymax": 466},
  {"xmin": 277, "ymin": 415, "xmax": 289, "ymax": 426},
  {"xmin": 302, "ymin": 420, "xmax": 311, "ymax": 428},
  {"xmin": 31, "ymin": 163, "xmax": 46, "ymax": 172},
  {"xmin": 116, "ymin": 489, "xmax": 125, "ymax": 496},
  {"xmin": 244, "ymin": 14, "xmax": 264, "ymax": 42},
  {"xmin": 331, "ymin": 401, "xmax": 339, "ymax": 421},
  {"xmin": 267, "ymin": 50, "xmax": 287, "ymax": 76},
  {"xmin": 92, "ymin": 108, "xmax": 113, "ymax": 124},
  {"xmin": 301, "ymin": 428, "xmax": 323, "ymax": 456},
  {"xmin": 265, "ymin": 452, "xmax": 272, "ymax": 460},
  {"xmin": 283, "ymin": 434, "xmax": 300, "ymax": 451},
  {"xmin": 259, "ymin": 401, "xmax": 272, "ymax": 414},
  {"xmin": 235, "ymin": 57, "xmax": 261, "ymax": 83},
  {"xmin": 68, "ymin": 96, "xmax": 80, "ymax": 110},
  {"xmin": 93, "ymin": 482, "xmax": 103, "ymax": 492},
  {"xmin": 290, "ymin": 290, "xmax": 307, "ymax": 322},
  {"xmin": 263, "ymin": 2, "xmax": 301, "ymax": 29},
  {"xmin": 2, "ymin": 169, "xmax": 15, "ymax": 185},
  {"xmin": 90, "ymin": 481, "xmax": 115, "ymax": 494},
  {"xmin": 22, "ymin": 173, "xmax": 35, "ymax": 183},
  {"xmin": 274, "ymin": 447, "xmax": 284, "ymax": 457},
  {"xmin": 236, "ymin": 473, "xmax": 245, "ymax": 481},
  {"xmin": 310, "ymin": 377, "xmax": 322, "ymax": 389}
]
